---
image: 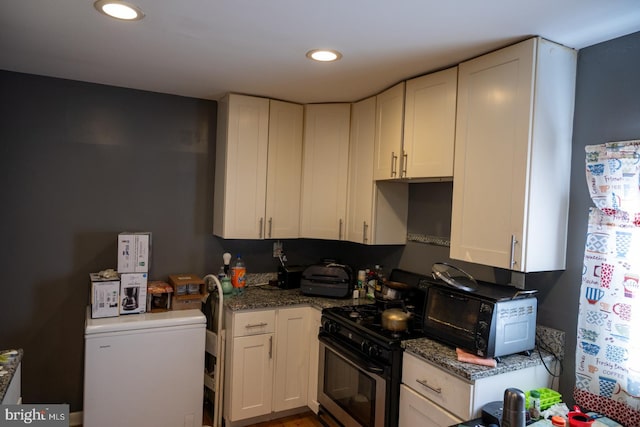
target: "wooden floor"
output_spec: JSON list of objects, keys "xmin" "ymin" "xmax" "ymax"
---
[
  {"xmin": 203, "ymin": 409, "xmax": 322, "ymax": 427},
  {"xmin": 248, "ymin": 411, "xmax": 323, "ymax": 427}
]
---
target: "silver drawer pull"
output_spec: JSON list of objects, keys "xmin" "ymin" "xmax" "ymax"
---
[
  {"xmin": 416, "ymin": 379, "xmax": 442, "ymax": 394},
  {"xmin": 245, "ymin": 322, "xmax": 268, "ymax": 329}
]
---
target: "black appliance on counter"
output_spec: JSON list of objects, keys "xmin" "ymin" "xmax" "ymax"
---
[
  {"xmin": 301, "ymin": 262, "xmax": 354, "ymax": 298},
  {"xmin": 277, "ymin": 264, "xmax": 304, "ymax": 289},
  {"xmin": 317, "ymin": 268, "xmax": 428, "ymax": 427}
]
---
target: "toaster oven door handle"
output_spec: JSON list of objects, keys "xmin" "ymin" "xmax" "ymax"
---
[{"xmin": 416, "ymin": 378, "xmax": 442, "ymax": 394}]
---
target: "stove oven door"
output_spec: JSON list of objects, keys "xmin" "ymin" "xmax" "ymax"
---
[{"xmin": 318, "ymin": 335, "xmax": 387, "ymax": 427}]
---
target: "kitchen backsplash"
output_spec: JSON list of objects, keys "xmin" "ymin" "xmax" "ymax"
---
[{"xmin": 536, "ymin": 325, "xmax": 565, "ymax": 360}]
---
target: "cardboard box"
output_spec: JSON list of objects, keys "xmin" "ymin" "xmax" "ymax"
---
[
  {"xmin": 171, "ymin": 295, "xmax": 202, "ymax": 311},
  {"xmin": 168, "ymin": 274, "xmax": 205, "ymax": 311},
  {"xmin": 146, "ymin": 281, "xmax": 173, "ymax": 312},
  {"xmin": 89, "ymin": 272, "xmax": 120, "ymax": 318},
  {"xmin": 117, "ymin": 232, "xmax": 151, "ymax": 273},
  {"xmin": 168, "ymin": 273, "xmax": 206, "ymax": 297},
  {"xmin": 120, "ymin": 273, "xmax": 148, "ymax": 314}
]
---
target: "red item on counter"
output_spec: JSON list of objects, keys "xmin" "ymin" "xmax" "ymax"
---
[{"xmin": 455, "ymin": 348, "xmax": 497, "ymax": 367}]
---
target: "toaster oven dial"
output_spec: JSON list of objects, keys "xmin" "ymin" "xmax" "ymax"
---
[
  {"xmin": 476, "ymin": 336, "xmax": 487, "ymax": 351},
  {"xmin": 478, "ymin": 320, "xmax": 489, "ymax": 333}
]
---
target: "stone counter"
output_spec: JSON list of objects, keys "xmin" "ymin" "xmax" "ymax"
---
[
  {"xmin": 402, "ymin": 338, "xmax": 558, "ymax": 381},
  {"xmin": 0, "ymin": 349, "xmax": 23, "ymax": 402},
  {"xmin": 223, "ymin": 284, "xmax": 373, "ymax": 311}
]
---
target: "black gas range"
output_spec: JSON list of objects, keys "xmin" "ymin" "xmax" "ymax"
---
[{"xmin": 317, "ymin": 269, "xmax": 429, "ymax": 427}]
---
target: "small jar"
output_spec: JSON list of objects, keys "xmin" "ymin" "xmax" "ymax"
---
[{"xmin": 529, "ymin": 390, "xmax": 541, "ymax": 420}]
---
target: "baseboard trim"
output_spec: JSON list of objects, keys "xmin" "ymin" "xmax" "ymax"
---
[{"xmin": 69, "ymin": 411, "xmax": 82, "ymax": 426}]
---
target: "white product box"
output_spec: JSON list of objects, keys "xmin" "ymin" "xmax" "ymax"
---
[
  {"xmin": 119, "ymin": 273, "xmax": 148, "ymax": 315},
  {"xmin": 117, "ymin": 232, "xmax": 151, "ymax": 273},
  {"xmin": 89, "ymin": 272, "xmax": 120, "ymax": 319}
]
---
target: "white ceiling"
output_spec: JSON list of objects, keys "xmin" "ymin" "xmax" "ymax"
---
[{"xmin": 1, "ymin": 0, "xmax": 640, "ymax": 104}]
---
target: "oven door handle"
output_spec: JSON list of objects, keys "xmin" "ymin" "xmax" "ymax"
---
[{"xmin": 319, "ymin": 333, "xmax": 388, "ymax": 377}]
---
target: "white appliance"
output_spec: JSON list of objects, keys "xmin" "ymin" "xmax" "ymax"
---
[{"xmin": 83, "ymin": 308, "xmax": 206, "ymax": 427}]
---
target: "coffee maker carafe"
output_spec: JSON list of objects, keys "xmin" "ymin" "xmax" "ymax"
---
[{"xmin": 122, "ymin": 286, "xmax": 139, "ymax": 311}]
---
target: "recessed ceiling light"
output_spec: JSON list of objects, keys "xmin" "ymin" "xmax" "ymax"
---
[
  {"xmin": 306, "ymin": 49, "xmax": 343, "ymax": 62},
  {"xmin": 94, "ymin": 0, "xmax": 145, "ymax": 21}
]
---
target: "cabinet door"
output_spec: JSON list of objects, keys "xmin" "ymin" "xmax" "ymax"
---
[
  {"xmin": 274, "ymin": 307, "xmax": 310, "ymax": 412},
  {"xmin": 229, "ymin": 333, "xmax": 274, "ymax": 421},
  {"xmin": 265, "ymin": 100, "xmax": 303, "ymax": 239},
  {"xmin": 450, "ymin": 39, "xmax": 535, "ymax": 270},
  {"xmin": 346, "ymin": 97, "xmax": 376, "ymax": 244},
  {"xmin": 214, "ymin": 94, "xmax": 270, "ymax": 239},
  {"xmin": 399, "ymin": 385, "xmax": 462, "ymax": 427},
  {"xmin": 300, "ymin": 104, "xmax": 351, "ymax": 240},
  {"xmin": 403, "ymin": 67, "xmax": 457, "ymax": 179},
  {"xmin": 373, "ymin": 82, "xmax": 405, "ymax": 180}
]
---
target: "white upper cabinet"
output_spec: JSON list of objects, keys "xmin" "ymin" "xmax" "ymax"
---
[
  {"xmin": 403, "ymin": 67, "xmax": 457, "ymax": 179},
  {"xmin": 214, "ymin": 94, "xmax": 303, "ymax": 239},
  {"xmin": 265, "ymin": 100, "xmax": 304, "ymax": 239},
  {"xmin": 373, "ymin": 67, "xmax": 457, "ymax": 181},
  {"xmin": 346, "ymin": 97, "xmax": 408, "ymax": 245},
  {"xmin": 214, "ymin": 94, "xmax": 270, "ymax": 239},
  {"xmin": 450, "ymin": 37, "xmax": 576, "ymax": 272},
  {"xmin": 300, "ymin": 103, "xmax": 351, "ymax": 240},
  {"xmin": 373, "ymin": 82, "xmax": 405, "ymax": 180}
]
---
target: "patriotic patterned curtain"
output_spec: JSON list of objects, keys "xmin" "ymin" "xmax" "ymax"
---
[{"xmin": 575, "ymin": 140, "xmax": 640, "ymax": 426}]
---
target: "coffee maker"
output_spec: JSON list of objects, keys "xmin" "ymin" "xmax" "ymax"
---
[{"xmin": 122, "ymin": 286, "xmax": 139, "ymax": 311}]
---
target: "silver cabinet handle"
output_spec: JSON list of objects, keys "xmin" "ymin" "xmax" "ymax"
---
[
  {"xmin": 416, "ymin": 379, "xmax": 442, "ymax": 394},
  {"xmin": 245, "ymin": 322, "xmax": 268, "ymax": 329},
  {"xmin": 339, "ymin": 218, "xmax": 343, "ymax": 240},
  {"xmin": 268, "ymin": 336, "xmax": 273, "ymax": 359},
  {"xmin": 510, "ymin": 235, "xmax": 518, "ymax": 268},
  {"xmin": 363, "ymin": 221, "xmax": 368, "ymax": 244},
  {"xmin": 391, "ymin": 152, "xmax": 398, "ymax": 177},
  {"xmin": 268, "ymin": 217, "xmax": 273, "ymax": 239},
  {"xmin": 259, "ymin": 217, "xmax": 264, "ymax": 239},
  {"xmin": 402, "ymin": 151, "xmax": 408, "ymax": 177}
]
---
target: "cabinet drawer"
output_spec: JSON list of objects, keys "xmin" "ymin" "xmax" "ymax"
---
[
  {"xmin": 399, "ymin": 384, "xmax": 462, "ymax": 427},
  {"xmin": 402, "ymin": 352, "xmax": 473, "ymax": 419},
  {"xmin": 233, "ymin": 310, "xmax": 275, "ymax": 337}
]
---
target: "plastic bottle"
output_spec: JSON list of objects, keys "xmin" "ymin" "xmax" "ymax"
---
[
  {"xmin": 357, "ymin": 270, "xmax": 366, "ymax": 298},
  {"xmin": 231, "ymin": 254, "xmax": 246, "ymax": 295}
]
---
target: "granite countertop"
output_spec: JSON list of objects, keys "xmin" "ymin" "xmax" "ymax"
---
[
  {"xmin": 223, "ymin": 284, "xmax": 373, "ymax": 311},
  {"xmin": 0, "ymin": 349, "xmax": 23, "ymax": 402},
  {"xmin": 402, "ymin": 338, "xmax": 557, "ymax": 382}
]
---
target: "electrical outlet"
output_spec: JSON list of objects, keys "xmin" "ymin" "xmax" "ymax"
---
[{"xmin": 273, "ymin": 241, "xmax": 283, "ymax": 258}]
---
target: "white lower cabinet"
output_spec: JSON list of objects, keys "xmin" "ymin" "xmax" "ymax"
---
[
  {"xmin": 224, "ymin": 307, "xmax": 312, "ymax": 425},
  {"xmin": 400, "ymin": 352, "xmax": 553, "ymax": 425},
  {"xmin": 273, "ymin": 307, "xmax": 310, "ymax": 412},
  {"xmin": 225, "ymin": 310, "xmax": 276, "ymax": 422},
  {"xmin": 399, "ymin": 384, "xmax": 462, "ymax": 427}
]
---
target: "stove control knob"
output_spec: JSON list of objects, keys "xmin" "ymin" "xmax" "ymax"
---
[
  {"xmin": 323, "ymin": 320, "xmax": 338, "ymax": 334},
  {"xmin": 368, "ymin": 344, "xmax": 380, "ymax": 357}
]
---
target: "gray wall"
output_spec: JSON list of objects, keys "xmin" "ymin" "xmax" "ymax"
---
[{"xmin": 1, "ymin": 29, "xmax": 639, "ymax": 413}]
